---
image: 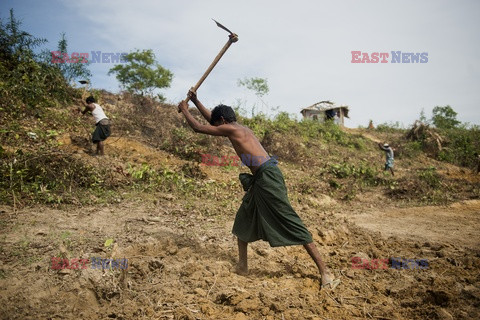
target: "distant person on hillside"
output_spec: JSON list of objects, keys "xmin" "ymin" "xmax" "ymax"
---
[
  {"xmin": 325, "ymin": 109, "xmax": 336, "ymax": 121},
  {"xmin": 80, "ymin": 96, "xmax": 111, "ymax": 156},
  {"xmin": 368, "ymin": 120, "xmax": 374, "ymax": 130},
  {"xmin": 177, "ymin": 89, "xmax": 340, "ymax": 290},
  {"xmin": 379, "ymin": 143, "xmax": 394, "ymax": 176}
]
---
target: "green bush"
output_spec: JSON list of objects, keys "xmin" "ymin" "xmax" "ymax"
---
[
  {"xmin": 271, "ymin": 112, "xmax": 298, "ymax": 133},
  {"xmin": 240, "ymin": 113, "xmax": 271, "ymax": 139},
  {"xmin": 376, "ymin": 121, "xmax": 405, "ymax": 133},
  {"xmin": 418, "ymin": 166, "xmax": 441, "ymax": 189},
  {"xmin": 328, "ymin": 161, "xmax": 381, "ymax": 186},
  {"xmin": 397, "ymin": 141, "xmax": 423, "ymax": 159},
  {"xmin": 0, "ymin": 149, "xmax": 103, "ymax": 205},
  {"xmin": 437, "ymin": 126, "xmax": 480, "ymax": 168}
]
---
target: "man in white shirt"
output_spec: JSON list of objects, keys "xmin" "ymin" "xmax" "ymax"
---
[{"xmin": 80, "ymin": 96, "xmax": 111, "ymax": 155}]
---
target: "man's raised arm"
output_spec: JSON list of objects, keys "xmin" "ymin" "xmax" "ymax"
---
[
  {"xmin": 81, "ymin": 103, "xmax": 94, "ymax": 115},
  {"xmin": 188, "ymin": 89, "xmax": 212, "ymax": 123},
  {"xmin": 178, "ymin": 101, "xmax": 234, "ymax": 137}
]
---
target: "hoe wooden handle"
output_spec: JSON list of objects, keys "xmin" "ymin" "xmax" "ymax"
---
[{"xmin": 179, "ymin": 34, "xmax": 238, "ymax": 112}]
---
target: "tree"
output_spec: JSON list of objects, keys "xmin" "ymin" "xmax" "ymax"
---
[
  {"xmin": 431, "ymin": 105, "xmax": 460, "ymax": 129},
  {"xmin": 419, "ymin": 108, "xmax": 428, "ymax": 124},
  {"xmin": 49, "ymin": 33, "xmax": 91, "ymax": 83},
  {"xmin": 237, "ymin": 77, "xmax": 270, "ymax": 116},
  {"xmin": 0, "ymin": 9, "xmax": 46, "ymax": 67},
  {"xmin": 108, "ymin": 49, "xmax": 173, "ymax": 100},
  {"xmin": 237, "ymin": 77, "xmax": 269, "ymax": 97},
  {"xmin": 0, "ymin": 9, "xmax": 68, "ymax": 115}
]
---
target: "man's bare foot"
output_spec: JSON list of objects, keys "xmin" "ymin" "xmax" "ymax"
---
[
  {"xmin": 321, "ymin": 271, "xmax": 340, "ymax": 290},
  {"xmin": 235, "ymin": 264, "xmax": 248, "ymax": 276},
  {"xmin": 321, "ymin": 271, "xmax": 334, "ymax": 286}
]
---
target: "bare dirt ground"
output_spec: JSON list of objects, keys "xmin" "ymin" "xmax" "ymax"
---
[
  {"xmin": 1, "ymin": 195, "xmax": 479, "ymax": 319},
  {"xmin": 349, "ymin": 200, "xmax": 480, "ymax": 250},
  {"xmin": 1, "ymin": 130, "xmax": 480, "ymax": 319}
]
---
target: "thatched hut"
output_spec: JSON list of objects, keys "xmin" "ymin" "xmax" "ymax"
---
[{"xmin": 300, "ymin": 101, "xmax": 350, "ymax": 126}]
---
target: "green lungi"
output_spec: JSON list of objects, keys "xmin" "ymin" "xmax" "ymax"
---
[{"xmin": 232, "ymin": 158, "xmax": 313, "ymax": 247}]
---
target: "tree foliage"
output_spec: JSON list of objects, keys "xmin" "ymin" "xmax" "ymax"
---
[
  {"xmin": 0, "ymin": 9, "xmax": 46, "ymax": 66},
  {"xmin": 237, "ymin": 77, "xmax": 269, "ymax": 97},
  {"xmin": 108, "ymin": 49, "xmax": 173, "ymax": 100},
  {"xmin": 431, "ymin": 105, "xmax": 460, "ymax": 129},
  {"xmin": 434, "ymin": 121, "xmax": 480, "ymax": 168},
  {"xmin": 0, "ymin": 9, "xmax": 69, "ymax": 118},
  {"xmin": 236, "ymin": 77, "xmax": 270, "ymax": 117},
  {"xmin": 411, "ymin": 105, "xmax": 479, "ymax": 169},
  {"xmin": 48, "ymin": 32, "xmax": 92, "ymax": 83}
]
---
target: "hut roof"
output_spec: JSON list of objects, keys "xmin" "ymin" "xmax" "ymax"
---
[{"xmin": 300, "ymin": 101, "xmax": 350, "ymax": 118}]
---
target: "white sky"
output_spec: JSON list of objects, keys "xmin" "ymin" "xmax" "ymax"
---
[{"xmin": 1, "ymin": 0, "xmax": 479, "ymax": 127}]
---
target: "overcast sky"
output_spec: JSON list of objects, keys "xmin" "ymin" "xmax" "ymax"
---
[{"xmin": 2, "ymin": 0, "xmax": 479, "ymax": 128}]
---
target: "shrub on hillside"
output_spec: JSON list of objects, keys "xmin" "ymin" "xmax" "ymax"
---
[
  {"xmin": 0, "ymin": 149, "xmax": 107, "ymax": 205},
  {"xmin": 0, "ymin": 9, "xmax": 70, "ymax": 121},
  {"xmin": 437, "ymin": 126, "xmax": 480, "ymax": 168},
  {"xmin": 407, "ymin": 119, "xmax": 479, "ymax": 169}
]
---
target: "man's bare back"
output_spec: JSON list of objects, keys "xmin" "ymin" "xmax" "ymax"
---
[
  {"xmin": 224, "ymin": 122, "xmax": 270, "ymax": 173},
  {"xmin": 178, "ymin": 91, "xmax": 270, "ymax": 173}
]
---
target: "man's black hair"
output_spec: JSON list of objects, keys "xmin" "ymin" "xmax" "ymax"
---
[
  {"xmin": 210, "ymin": 104, "xmax": 237, "ymax": 125},
  {"xmin": 86, "ymin": 96, "xmax": 96, "ymax": 104}
]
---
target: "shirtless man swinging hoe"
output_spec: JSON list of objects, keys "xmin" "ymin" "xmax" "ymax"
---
[{"xmin": 177, "ymin": 90, "xmax": 340, "ymax": 290}]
